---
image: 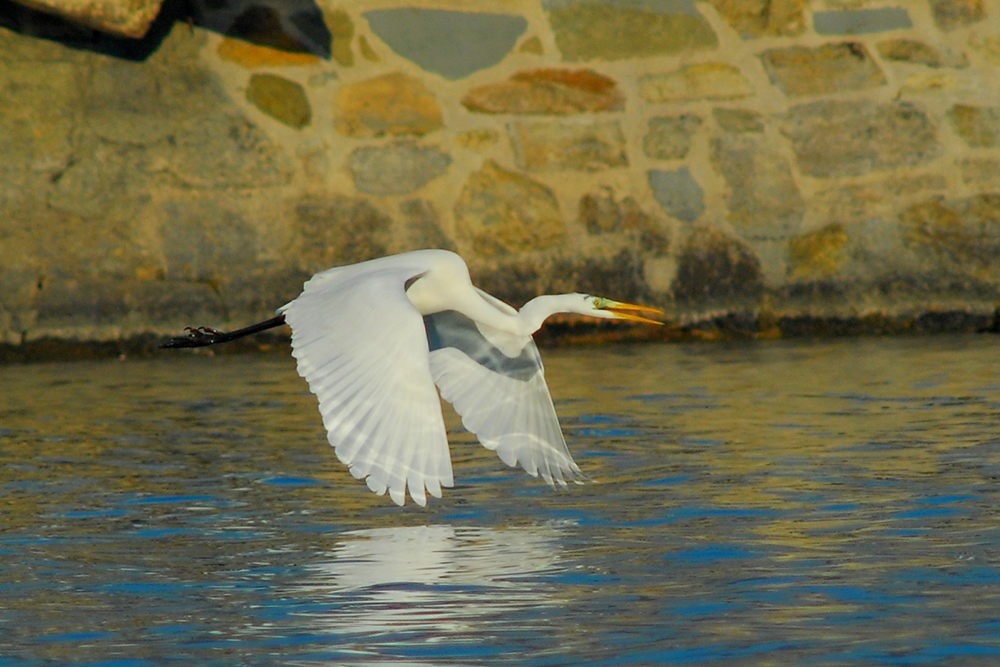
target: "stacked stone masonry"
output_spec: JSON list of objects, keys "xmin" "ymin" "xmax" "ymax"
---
[{"xmin": 3, "ymin": 0, "xmax": 1000, "ymax": 345}]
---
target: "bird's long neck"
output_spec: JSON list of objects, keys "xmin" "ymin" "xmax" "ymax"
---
[
  {"xmin": 515, "ymin": 294, "xmax": 578, "ymax": 336},
  {"xmin": 409, "ymin": 271, "xmax": 580, "ymax": 337},
  {"xmin": 442, "ymin": 293, "xmax": 562, "ymax": 337}
]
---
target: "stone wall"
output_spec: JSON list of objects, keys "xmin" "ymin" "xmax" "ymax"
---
[{"xmin": 2, "ymin": 0, "xmax": 1000, "ymax": 348}]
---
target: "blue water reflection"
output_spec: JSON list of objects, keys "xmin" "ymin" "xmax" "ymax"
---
[{"xmin": 1, "ymin": 335, "xmax": 1000, "ymax": 663}]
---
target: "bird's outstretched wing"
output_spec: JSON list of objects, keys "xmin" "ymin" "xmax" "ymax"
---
[
  {"xmin": 279, "ymin": 263, "xmax": 453, "ymax": 506},
  {"xmin": 425, "ymin": 310, "xmax": 583, "ymax": 488}
]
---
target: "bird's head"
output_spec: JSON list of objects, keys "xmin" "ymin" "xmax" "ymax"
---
[
  {"xmin": 517, "ymin": 292, "xmax": 666, "ymax": 334},
  {"xmin": 580, "ymin": 295, "xmax": 665, "ymax": 325}
]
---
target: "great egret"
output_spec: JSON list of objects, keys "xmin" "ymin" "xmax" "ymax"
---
[{"xmin": 163, "ymin": 249, "xmax": 663, "ymax": 506}]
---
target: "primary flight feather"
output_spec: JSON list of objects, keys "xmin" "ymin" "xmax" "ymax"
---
[{"xmin": 163, "ymin": 249, "xmax": 663, "ymax": 506}]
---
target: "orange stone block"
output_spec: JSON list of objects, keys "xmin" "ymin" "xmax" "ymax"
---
[
  {"xmin": 217, "ymin": 38, "xmax": 321, "ymax": 68},
  {"xmin": 334, "ymin": 73, "xmax": 444, "ymax": 138},
  {"xmin": 462, "ymin": 68, "xmax": 624, "ymax": 115}
]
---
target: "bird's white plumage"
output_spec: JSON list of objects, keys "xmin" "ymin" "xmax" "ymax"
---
[
  {"xmin": 164, "ymin": 249, "xmax": 662, "ymax": 506},
  {"xmin": 271, "ymin": 249, "xmax": 659, "ymax": 506},
  {"xmin": 279, "ymin": 257, "xmax": 454, "ymax": 506}
]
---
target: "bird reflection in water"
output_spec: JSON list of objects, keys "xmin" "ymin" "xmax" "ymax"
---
[{"xmin": 296, "ymin": 523, "xmax": 569, "ymax": 645}]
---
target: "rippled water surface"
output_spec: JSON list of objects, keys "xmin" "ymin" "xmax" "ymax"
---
[{"xmin": 3, "ymin": 336, "xmax": 1000, "ymax": 665}]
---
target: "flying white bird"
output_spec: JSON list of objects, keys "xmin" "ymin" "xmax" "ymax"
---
[{"xmin": 163, "ymin": 249, "xmax": 663, "ymax": 506}]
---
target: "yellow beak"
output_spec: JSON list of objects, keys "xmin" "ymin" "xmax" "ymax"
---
[{"xmin": 606, "ymin": 301, "xmax": 665, "ymax": 326}]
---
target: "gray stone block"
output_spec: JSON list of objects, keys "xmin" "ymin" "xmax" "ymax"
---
[
  {"xmin": 781, "ymin": 100, "xmax": 938, "ymax": 178},
  {"xmin": 761, "ymin": 43, "xmax": 885, "ymax": 97},
  {"xmin": 710, "ymin": 134, "xmax": 804, "ymax": 239},
  {"xmin": 648, "ymin": 168, "xmax": 705, "ymax": 223},
  {"xmin": 543, "ymin": 0, "xmax": 717, "ymax": 61},
  {"xmin": 643, "ymin": 115, "xmax": 702, "ymax": 160},
  {"xmin": 814, "ymin": 8, "xmax": 912, "ymax": 35},
  {"xmin": 349, "ymin": 142, "xmax": 452, "ymax": 195},
  {"xmin": 364, "ymin": 8, "xmax": 526, "ymax": 79}
]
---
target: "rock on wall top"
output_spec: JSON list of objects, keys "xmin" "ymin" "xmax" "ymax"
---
[{"xmin": 13, "ymin": 0, "xmax": 165, "ymax": 37}]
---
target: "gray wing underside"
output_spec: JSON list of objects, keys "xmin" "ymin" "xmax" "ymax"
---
[{"xmin": 424, "ymin": 310, "xmax": 583, "ymax": 487}]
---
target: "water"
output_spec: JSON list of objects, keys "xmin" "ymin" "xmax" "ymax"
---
[{"xmin": 2, "ymin": 335, "xmax": 1000, "ymax": 665}]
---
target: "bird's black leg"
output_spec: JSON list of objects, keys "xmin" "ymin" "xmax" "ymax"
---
[{"xmin": 160, "ymin": 315, "xmax": 287, "ymax": 348}]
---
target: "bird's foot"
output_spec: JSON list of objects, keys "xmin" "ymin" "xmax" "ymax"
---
[
  {"xmin": 161, "ymin": 326, "xmax": 225, "ymax": 348},
  {"xmin": 185, "ymin": 326, "xmax": 224, "ymax": 338}
]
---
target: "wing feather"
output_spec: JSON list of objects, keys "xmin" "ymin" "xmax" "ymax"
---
[
  {"xmin": 280, "ymin": 262, "xmax": 453, "ymax": 506},
  {"xmin": 425, "ymin": 313, "xmax": 584, "ymax": 488}
]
